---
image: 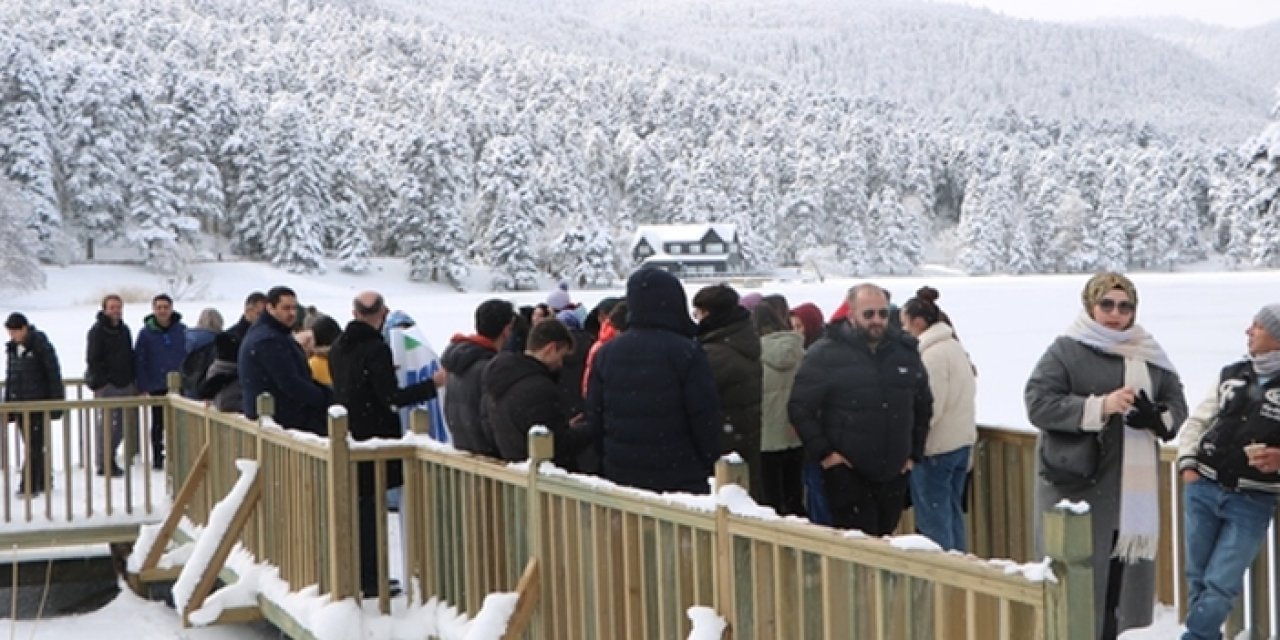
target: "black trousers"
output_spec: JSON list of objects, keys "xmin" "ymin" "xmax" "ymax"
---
[
  {"xmin": 357, "ymin": 494, "xmax": 377, "ymax": 594},
  {"xmin": 760, "ymin": 448, "xmax": 806, "ymax": 516},
  {"xmin": 822, "ymin": 465, "xmax": 908, "ymax": 536},
  {"xmin": 1101, "ymin": 537, "xmax": 1126, "ymax": 640},
  {"xmin": 148, "ymin": 390, "xmax": 166, "ymax": 465},
  {"xmin": 16, "ymin": 414, "xmax": 46, "ymax": 492}
]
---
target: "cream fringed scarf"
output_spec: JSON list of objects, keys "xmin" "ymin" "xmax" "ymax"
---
[{"xmin": 1065, "ymin": 312, "xmax": 1173, "ymax": 563}]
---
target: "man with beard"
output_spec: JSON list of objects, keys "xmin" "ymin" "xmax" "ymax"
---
[
  {"xmin": 239, "ymin": 287, "xmax": 332, "ymax": 435},
  {"xmin": 788, "ymin": 283, "xmax": 932, "ymax": 535},
  {"xmin": 86, "ymin": 294, "xmax": 135, "ymax": 476}
]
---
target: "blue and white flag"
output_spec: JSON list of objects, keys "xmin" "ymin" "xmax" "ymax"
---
[{"xmin": 389, "ymin": 325, "xmax": 449, "ymax": 443}]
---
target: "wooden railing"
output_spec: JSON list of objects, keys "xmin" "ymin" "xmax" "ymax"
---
[
  {"xmin": 969, "ymin": 425, "xmax": 1280, "ymax": 639},
  {"xmin": 0, "ymin": 378, "xmax": 168, "ymax": 547},
  {"xmin": 157, "ymin": 394, "xmax": 1096, "ymax": 639}
]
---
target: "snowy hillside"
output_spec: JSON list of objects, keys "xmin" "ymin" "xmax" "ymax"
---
[
  {"xmin": 1, "ymin": 0, "xmax": 1279, "ymax": 291},
  {"xmin": 365, "ymin": 0, "xmax": 1271, "ymax": 141},
  {"xmin": 1103, "ymin": 17, "xmax": 1280, "ymax": 102}
]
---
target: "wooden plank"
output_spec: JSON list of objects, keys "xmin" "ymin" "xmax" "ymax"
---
[
  {"xmin": 1156, "ymin": 458, "xmax": 1175, "ymax": 605},
  {"xmin": 326, "ymin": 412, "xmax": 355, "ymax": 601},
  {"xmin": 375, "ymin": 461, "xmax": 390, "ymax": 614},
  {"xmin": 209, "ymin": 605, "xmax": 264, "ymax": 625},
  {"xmin": 502, "ymin": 558, "xmax": 542, "ymax": 640},
  {"xmin": 140, "ymin": 443, "xmax": 210, "ymax": 574},
  {"xmin": 182, "ymin": 475, "xmax": 262, "ymax": 625}
]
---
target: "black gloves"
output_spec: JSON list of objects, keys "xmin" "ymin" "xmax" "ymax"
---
[{"xmin": 1125, "ymin": 390, "xmax": 1172, "ymax": 441}]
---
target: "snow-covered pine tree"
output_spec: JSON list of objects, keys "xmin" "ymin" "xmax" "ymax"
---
[
  {"xmin": 1244, "ymin": 104, "xmax": 1280, "ymax": 267},
  {"xmin": 871, "ymin": 186, "xmax": 920, "ymax": 275},
  {"xmin": 0, "ymin": 38, "xmax": 67, "ymax": 262},
  {"xmin": 619, "ymin": 134, "xmax": 666, "ymax": 226},
  {"xmin": 60, "ymin": 61, "xmax": 137, "ymax": 255},
  {"xmin": 956, "ymin": 175, "xmax": 1010, "ymax": 275},
  {"xmin": 127, "ymin": 142, "xmax": 195, "ymax": 270},
  {"xmin": 1249, "ymin": 196, "xmax": 1280, "ymax": 267},
  {"xmin": 1121, "ymin": 158, "xmax": 1161, "ymax": 269},
  {"xmin": 1095, "ymin": 168, "xmax": 1129, "ymax": 271},
  {"xmin": 323, "ymin": 123, "xmax": 372, "ymax": 274},
  {"xmin": 225, "ymin": 102, "xmax": 270, "ymax": 258},
  {"xmin": 488, "ymin": 188, "xmax": 539, "ymax": 291},
  {"xmin": 396, "ymin": 127, "xmax": 471, "ymax": 288},
  {"xmin": 259, "ymin": 99, "xmax": 328, "ymax": 274},
  {"xmin": 0, "ymin": 177, "xmax": 45, "ymax": 291},
  {"xmin": 574, "ymin": 228, "xmax": 617, "ymax": 288},
  {"xmin": 161, "ymin": 74, "xmax": 226, "ymax": 234}
]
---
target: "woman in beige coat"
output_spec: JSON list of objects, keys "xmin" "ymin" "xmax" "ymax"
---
[{"xmin": 900, "ymin": 286, "xmax": 976, "ymax": 551}]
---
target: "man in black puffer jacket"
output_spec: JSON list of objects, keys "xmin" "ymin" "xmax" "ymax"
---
[
  {"xmin": 441, "ymin": 300, "xmax": 514, "ymax": 456},
  {"xmin": 585, "ymin": 268, "xmax": 721, "ymax": 494},
  {"xmin": 5, "ymin": 313, "xmax": 64, "ymax": 494},
  {"xmin": 329, "ymin": 291, "xmax": 443, "ymax": 598},
  {"xmin": 482, "ymin": 319, "xmax": 588, "ymax": 470},
  {"xmin": 789, "ymin": 284, "xmax": 932, "ymax": 535},
  {"xmin": 693, "ymin": 284, "xmax": 764, "ymax": 501}
]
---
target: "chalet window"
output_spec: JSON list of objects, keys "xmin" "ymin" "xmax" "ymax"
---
[
  {"xmin": 705, "ymin": 242, "xmax": 724, "ymax": 254},
  {"xmin": 669, "ymin": 244, "xmax": 683, "ymax": 254},
  {"xmin": 688, "ymin": 244, "xmax": 702, "ymax": 254},
  {"xmin": 636, "ymin": 244, "xmax": 653, "ymax": 257}
]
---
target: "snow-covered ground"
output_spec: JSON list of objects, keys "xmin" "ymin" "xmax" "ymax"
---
[
  {"xmin": 8, "ymin": 259, "xmax": 1276, "ymax": 638},
  {"xmin": 9, "ymin": 260, "xmax": 1276, "ymax": 430}
]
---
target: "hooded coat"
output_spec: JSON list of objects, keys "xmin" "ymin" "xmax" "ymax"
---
[
  {"xmin": 440, "ymin": 335, "xmax": 502, "ymax": 456},
  {"xmin": 482, "ymin": 351, "xmax": 587, "ymax": 469},
  {"xmin": 134, "ymin": 313, "xmax": 188, "ymax": 393},
  {"xmin": 585, "ymin": 268, "xmax": 721, "ymax": 494},
  {"xmin": 698, "ymin": 307, "xmax": 764, "ymax": 497},
  {"xmin": 330, "ymin": 320, "xmax": 437, "ymax": 496}
]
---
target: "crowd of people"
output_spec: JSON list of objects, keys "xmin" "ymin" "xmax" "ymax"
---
[{"xmin": 4, "ymin": 268, "xmax": 1280, "ymax": 640}]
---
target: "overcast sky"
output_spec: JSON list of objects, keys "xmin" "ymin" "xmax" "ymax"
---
[{"xmin": 932, "ymin": 0, "xmax": 1280, "ymax": 29}]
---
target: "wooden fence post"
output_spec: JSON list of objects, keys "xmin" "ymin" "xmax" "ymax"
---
[
  {"xmin": 714, "ymin": 456, "xmax": 748, "ymax": 636},
  {"xmin": 410, "ymin": 408, "xmax": 430, "ymax": 436},
  {"xmin": 163, "ymin": 372, "xmax": 182, "ymax": 475},
  {"xmin": 327, "ymin": 408, "xmax": 355, "ymax": 601},
  {"xmin": 256, "ymin": 394, "xmax": 275, "ymax": 425},
  {"xmin": 526, "ymin": 427, "xmax": 554, "ymax": 640},
  {"xmin": 1043, "ymin": 507, "xmax": 1095, "ymax": 640}
]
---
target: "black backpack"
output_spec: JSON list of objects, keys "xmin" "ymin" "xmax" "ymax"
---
[{"xmin": 180, "ymin": 341, "xmax": 217, "ymax": 399}]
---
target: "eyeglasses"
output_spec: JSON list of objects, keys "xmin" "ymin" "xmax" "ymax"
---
[
  {"xmin": 861, "ymin": 308, "xmax": 890, "ymax": 320},
  {"xmin": 1096, "ymin": 299, "xmax": 1135, "ymax": 314}
]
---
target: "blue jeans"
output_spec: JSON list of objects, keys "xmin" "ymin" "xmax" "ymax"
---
[
  {"xmin": 909, "ymin": 446, "xmax": 971, "ymax": 551},
  {"xmin": 803, "ymin": 462, "xmax": 832, "ymax": 526},
  {"xmin": 1182, "ymin": 478, "xmax": 1277, "ymax": 640}
]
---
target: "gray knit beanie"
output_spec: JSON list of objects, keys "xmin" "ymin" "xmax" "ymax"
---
[{"xmin": 1256, "ymin": 304, "xmax": 1280, "ymax": 341}]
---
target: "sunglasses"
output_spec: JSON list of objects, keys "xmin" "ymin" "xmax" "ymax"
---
[
  {"xmin": 861, "ymin": 308, "xmax": 890, "ymax": 320},
  {"xmin": 1096, "ymin": 299, "xmax": 1135, "ymax": 314}
]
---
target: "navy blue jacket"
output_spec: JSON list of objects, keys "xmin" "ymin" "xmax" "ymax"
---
[
  {"xmin": 134, "ymin": 313, "xmax": 188, "ymax": 393},
  {"xmin": 239, "ymin": 312, "xmax": 332, "ymax": 435},
  {"xmin": 585, "ymin": 268, "xmax": 721, "ymax": 494}
]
